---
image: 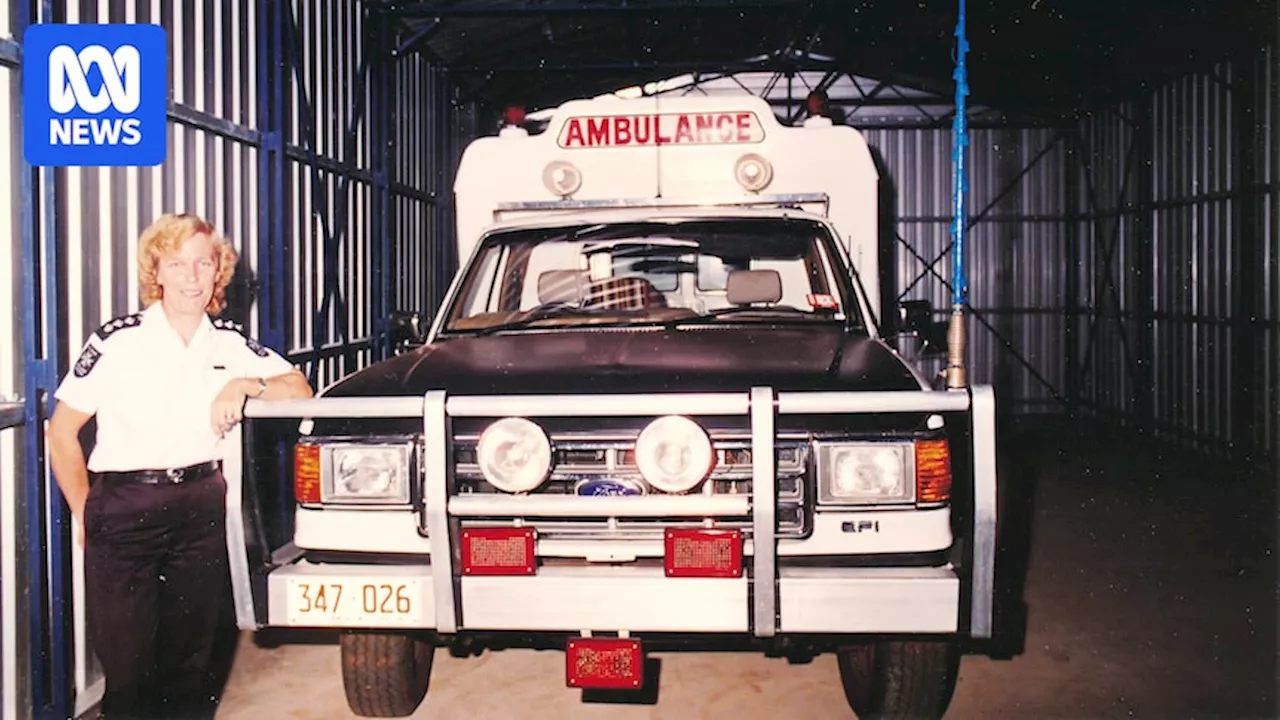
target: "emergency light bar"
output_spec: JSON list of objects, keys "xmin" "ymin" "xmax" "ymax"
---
[{"xmin": 493, "ymin": 192, "xmax": 830, "ymax": 213}]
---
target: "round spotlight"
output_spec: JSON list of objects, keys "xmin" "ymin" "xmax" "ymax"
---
[
  {"xmin": 634, "ymin": 415, "xmax": 716, "ymax": 493},
  {"xmin": 733, "ymin": 153, "xmax": 773, "ymax": 193},
  {"xmin": 476, "ymin": 417, "xmax": 553, "ymax": 493},
  {"xmin": 542, "ymin": 160, "xmax": 583, "ymax": 198}
]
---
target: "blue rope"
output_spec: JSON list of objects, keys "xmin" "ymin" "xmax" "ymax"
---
[{"xmin": 951, "ymin": 0, "xmax": 969, "ymax": 311}]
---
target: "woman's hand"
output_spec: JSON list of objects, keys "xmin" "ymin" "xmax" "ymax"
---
[{"xmin": 211, "ymin": 378, "xmax": 255, "ymax": 436}]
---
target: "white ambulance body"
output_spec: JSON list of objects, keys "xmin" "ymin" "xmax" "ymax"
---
[{"xmin": 450, "ymin": 94, "xmax": 885, "ymax": 327}]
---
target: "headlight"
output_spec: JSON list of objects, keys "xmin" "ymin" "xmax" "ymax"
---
[
  {"xmin": 817, "ymin": 442, "xmax": 913, "ymax": 505},
  {"xmin": 635, "ymin": 415, "xmax": 716, "ymax": 493},
  {"xmin": 477, "ymin": 417, "xmax": 553, "ymax": 493},
  {"xmin": 326, "ymin": 444, "xmax": 412, "ymax": 504}
]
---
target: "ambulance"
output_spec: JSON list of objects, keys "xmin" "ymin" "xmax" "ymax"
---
[{"xmin": 230, "ymin": 92, "xmax": 1000, "ymax": 719}]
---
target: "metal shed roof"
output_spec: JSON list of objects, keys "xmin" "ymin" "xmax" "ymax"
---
[{"xmin": 375, "ymin": 0, "xmax": 1275, "ymax": 124}]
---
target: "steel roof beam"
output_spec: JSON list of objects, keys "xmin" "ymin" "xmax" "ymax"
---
[
  {"xmin": 393, "ymin": 18, "xmax": 442, "ymax": 58},
  {"xmin": 375, "ymin": 1, "xmax": 796, "ymax": 17}
]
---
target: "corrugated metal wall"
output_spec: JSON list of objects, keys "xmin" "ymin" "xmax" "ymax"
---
[
  {"xmin": 869, "ymin": 127, "xmax": 1071, "ymax": 412},
  {"xmin": 0, "ymin": 8, "xmax": 29, "ymax": 720},
  {"xmin": 1, "ymin": 1, "xmax": 480, "ymax": 716},
  {"xmin": 1071, "ymin": 44, "xmax": 1277, "ymax": 467}
]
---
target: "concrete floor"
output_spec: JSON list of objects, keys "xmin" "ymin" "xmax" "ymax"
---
[{"xmin": 212, "ymin": 418, "xmax": 1277, "ymax": 719}]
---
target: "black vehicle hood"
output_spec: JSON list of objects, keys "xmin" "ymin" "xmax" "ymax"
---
[{"xmin": 324, "ymin": 325, "xmax": 923, "ymax": 398}]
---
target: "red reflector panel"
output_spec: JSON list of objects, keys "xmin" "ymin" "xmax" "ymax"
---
[
  {"xmin": 294, "ymin": 444, "xmax": 322, "ymax": 504},
  {"xmin": 460, "ymin": 528, "xmax": 536, "ymax": 576},
  {"xmin": 566, "ymin": 638, "xmax": 643, "ymax": 689},
  {"xmin": 663, "ymin": 528, "xmax": 742, "ymax": 578}
]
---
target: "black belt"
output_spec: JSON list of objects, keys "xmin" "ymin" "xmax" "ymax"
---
[{"xmin": 97, "ymin": 460, "xmax": 221, "ymax": 485}]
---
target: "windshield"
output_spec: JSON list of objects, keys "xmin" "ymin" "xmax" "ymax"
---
[{"xmin": 441, "ymin": 217, "xmax": 866, "ymax": 335}]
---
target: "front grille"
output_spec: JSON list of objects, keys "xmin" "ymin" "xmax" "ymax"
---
[{"xmin": 451, "ymin": 433, "xmax": 810, "ymax": 538}]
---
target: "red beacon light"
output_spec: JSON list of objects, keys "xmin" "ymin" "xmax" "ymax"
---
[
  {"xmin": 503, "ymin": 105, "xmax": 527, "ymax": 128},
  {"xmin": 803, "ymin": 90, "xmax": 833, "ymax": 128},
  {"xmin": 805, "ymin": 90, "xmax": 828, "ymax": 118}
]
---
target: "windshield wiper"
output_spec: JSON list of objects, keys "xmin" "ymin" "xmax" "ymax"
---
[
  {"xmin": 663, "ymin": 306, "xmax": 835, "ymax": 328},
  {"xmin": 468, "ymin": 304, "xmax": 614, "ymax": 337}
]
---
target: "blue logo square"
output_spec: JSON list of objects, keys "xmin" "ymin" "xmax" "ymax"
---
[{"xmin": 22, "ymin": 23, "xmax": 168, "ymax": 167}]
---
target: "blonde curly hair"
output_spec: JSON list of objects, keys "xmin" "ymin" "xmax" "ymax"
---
[{"xmin": 137, "ymin": 213, "xmax": 239, "ymax": 316}]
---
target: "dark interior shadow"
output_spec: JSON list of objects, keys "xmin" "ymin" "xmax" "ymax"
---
[
  {"xmin": 580, "ymin": 657, "xmax": 662, "ymax": 706},
  {"xmin": 254, "ymin": 628, "xmax": 343, "ymax": 648},
  {"xmin": 222, "ymin": 251, "xmax": 258, "ymax": 326},
  {"xmin": 987, "ymin": 410, "xmax": 1038, "ymax": 660}
]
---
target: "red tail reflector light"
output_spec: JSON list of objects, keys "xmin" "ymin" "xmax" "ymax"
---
[
  {"xmin": 460, "ymin": 527, "xmax": 537, "ymax": 576},
  {"xmin": 294, "ymin": 444, "xmax": 322, "ymax": 503},
  {"xmin": 915, "ymin": 439, "xmax": 952, "ymax": 504},
  {"xmin": 566, "ymin": 637, "xmax": 643, "ymax": 689},
  {"xmin": 663, "ymin": 528, "xmax": 742, "ymax": 578}
]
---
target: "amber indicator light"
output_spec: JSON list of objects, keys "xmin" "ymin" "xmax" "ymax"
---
[
  {"xmin": 294, "ymin": 444, "xmax": 322, "ymax": 504},
  {"xmin": 915, "ymin": 439, "xmax": 952, "ymax": 504}
]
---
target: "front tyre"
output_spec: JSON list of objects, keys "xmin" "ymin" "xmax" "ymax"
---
[
  {"xmin": 340, "ymin": 630, "xmax": 436, "ymax": 717},
  {"xmin": 836, "ymin": 640, "xmax": 960, "ymax": 720}
]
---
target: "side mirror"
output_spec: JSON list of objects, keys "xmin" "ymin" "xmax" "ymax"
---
[
  {"xmin": 897, "ymin": 299, "xmax": 934, "ymax": 334},
  {"xmin": 893, "ymin": 299, "xmax": 947, "ymax": 358},
  {"xmin": 388, "ymin": 311, "xmax": 427, "ymax": 353}
]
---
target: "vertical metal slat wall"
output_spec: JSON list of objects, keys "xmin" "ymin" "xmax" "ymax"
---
[
  {"xmin": 1, "ymin": 1, "xmax": 479, "ymax": 717},
  {"xmin": 1071, "ymin": 44, "xmax": 1278, "ymax": 469}
]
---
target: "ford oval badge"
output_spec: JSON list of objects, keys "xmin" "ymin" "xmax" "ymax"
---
[{"xmin": 576, "ymin": 479, "xmax": 644, "ymax": 497}]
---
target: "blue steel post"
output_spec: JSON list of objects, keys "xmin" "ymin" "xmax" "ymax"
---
[
  {"xmin": 257, "ymin": 0, "xmax": 288, "ymax": 356},
  {"xmin": 257, "ymin": 0, "xmax": 294, "ymax": 539},
  {"xmin": 18, "ymin": 0, "xmax": 71, "ymax": 714},
  {"xmin": 370, "ymin": 8, "xmax": 392, "ymax": 362},
  {"xmin": 946, "ymin": 0, "xmax": 970, "ymax": 390}
]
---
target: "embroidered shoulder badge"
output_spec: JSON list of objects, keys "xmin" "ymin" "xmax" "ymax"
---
[
  {"xmin": 212, "ymin": 317, "xmax": 269, "ymax": 356},
  {"xmin": 73, "ymin": 344, "xmax": 102, "ymax": 378}
]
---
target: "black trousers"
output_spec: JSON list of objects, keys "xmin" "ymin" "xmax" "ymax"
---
[{"xmin": 84, "ymin": 468, "xmax": 231, "ymax": 720}]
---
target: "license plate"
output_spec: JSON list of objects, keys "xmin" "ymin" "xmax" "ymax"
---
[
  {"xmin": 566, "ymin": 637, "xmax": 644, "ymax": 689},
  {"xmin": 285, "ymin": 577, "xmax": 425, "ymax": 627}
]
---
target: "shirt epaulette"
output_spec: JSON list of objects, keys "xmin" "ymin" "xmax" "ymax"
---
[
  {"xmin": 92, "ymin": 312, "xmax": 144, "ymax": 342},
  {"xmin": 211, "ymin": 317, "xmax": 245, "ymax": 334},
  {"xmin": 212, "ymin": 317, "xmax": 271, "ymax": 357}
]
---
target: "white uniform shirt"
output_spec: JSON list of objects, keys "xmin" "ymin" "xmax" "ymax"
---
[{"xmin": 54, "ymin": 303, "xmax": 296, "ymax": 472}]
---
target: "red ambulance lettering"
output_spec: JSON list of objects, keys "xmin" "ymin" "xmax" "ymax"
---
[
  {"xmin": 717, "ymin": 114, "xmax": 737, "ymax": 141},
  {"xmin": 587, "ymin": 118, "xmax": 609, "ymax": 146},
  {"xmin": 674, "ymin": 115, "xmax": 694, "ymax": 143},
  {"xmin": 614, "ymin": 116, "xmax": 632, "ymax": 145},
  {"xmin": 558, "ymin": 111, "xmax": 763, "ymax": 148},
  {"xmin": 634, "ymin": 116, "xmax": 653, "ymax": 144},
  {"xmin": 695, "ymin": 115, "xmax": 715, "ymax": 143},
  {"xmin": 563, "ymin": 119, "xmax": 585, "ymax": 147}
]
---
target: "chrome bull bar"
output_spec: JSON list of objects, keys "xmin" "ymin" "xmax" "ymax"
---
[{"xmin": 240, "ymin": 386, "xmax": 998, "ymax": 640}]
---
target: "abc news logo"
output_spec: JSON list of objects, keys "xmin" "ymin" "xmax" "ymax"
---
[
  {"xmin": 23, "ymin": 24, "xmax": 167, "ymax": 167},
  {"xmin": 48, "ymin": 44, "xmax": 144, "ymax": 146}
]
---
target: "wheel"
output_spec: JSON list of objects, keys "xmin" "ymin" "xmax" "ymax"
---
[
  {"xmin": 836, "ymin": 640, "xmax": 960, "ymax": 720},
  {"xmin": 340, "ymin": 630, "xmax": 436, "ymax": 717}
]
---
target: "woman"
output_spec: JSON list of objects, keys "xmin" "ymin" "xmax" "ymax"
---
[{"xmin": 46, "ymin": 213, "xmax": 314, "ymax": 719}]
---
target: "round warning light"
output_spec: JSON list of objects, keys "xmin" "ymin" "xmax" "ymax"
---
[
  {"xmin": 733, "ymin": 153, "xmax": 773, "ymax": 193},
  {"xmin": 542, "ymin": 160, "xmax": 583, "ymax": 198}
]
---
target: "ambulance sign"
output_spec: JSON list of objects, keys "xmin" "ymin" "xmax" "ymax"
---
[{"xmin": 558, "ymin": 111, "xmax": 765, "ymax": 149}]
